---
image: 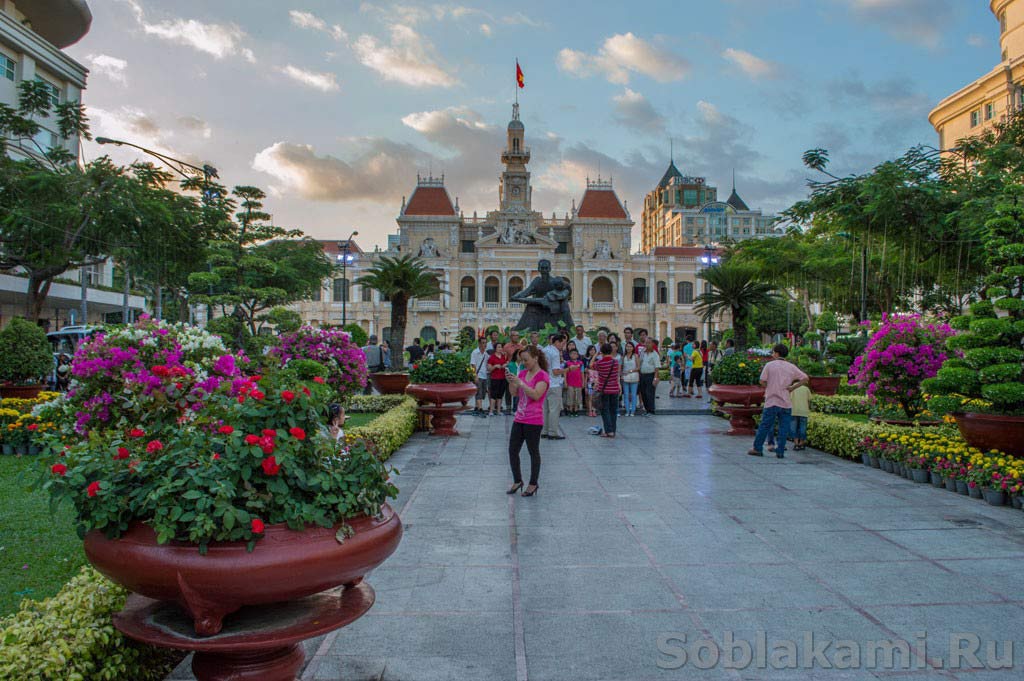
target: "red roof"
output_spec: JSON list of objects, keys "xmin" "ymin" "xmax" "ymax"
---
[
  {"xmin": 319, "ymin": 239, "xmax": 364, "ymax": 257},
  {"xmin": 577, "ymin": 189, "xmax": 627, "ymax": 219},
  {"xmin": 404, "ymin": 186, "xmax": 456, "ymax": 216},
  {"xmin": 651, "ymin": 246, "xmax": 721, "ymax": 257}
]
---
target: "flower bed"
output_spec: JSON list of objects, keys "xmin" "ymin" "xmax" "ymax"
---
[
  {"xmin": 806, "ymin": 413, "xmax": 899, "ymax": 460},
  {"xmin": 809, "ymin": 394, "xmax": 871, "ymax": 415},
  {"xmin": 0, "ymin": 567, "xmax": 183, "ymax": 680}
]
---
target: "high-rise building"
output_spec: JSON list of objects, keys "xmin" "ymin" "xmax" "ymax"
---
[{"xmin": 930, "ymin": 1, "xmax": 1024, "ymax": 149}]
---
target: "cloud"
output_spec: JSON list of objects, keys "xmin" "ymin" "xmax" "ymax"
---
[
  {"xmin": 289, "ymin": 10, "xmax": 347, "ymax": 41},
  {"xmin": 557, "ymin": 33, "xmax": 689, "ymax": 84},
  {"xmin": 837, "ymin": 0, "xmax": 954, "ymax": 48},
  {"xmin": 966, "ymin": 33, "xmax": 987, "ymax": 48},
  {"xmin": 278, "ymin": 65, "xmax": 340, "ymax": 92},
  {"xmin": 722, "ymin": 48, "xmax": 781, "ymax": 79},
  {"xmin": 176, "ymin": 115, "xmax": 212, "ymax": 139},
  {"xmin": 122, "ymin": 0, "xmax": 255, "ymax": 60},
  {"xmin": 85, "ymin": 54, "xmax": 128, "ymax": 84},
  {"xmin": 611, "ymin": 89, "xmax": 666, "ymax": 135},
  {"xmin": 826, "ymin": 74, "xmax": 930, "ymax": 116},
  {"xmin": 480, "ymin": 23, "xmax": 492, "ymax": 37},
  {"xmin": 85, "ymin": 105, "xmax": 214, "ymax": 170},
  {"xmin": 352, "ymin": 24, "xmax": 457, "ymax": 87}
]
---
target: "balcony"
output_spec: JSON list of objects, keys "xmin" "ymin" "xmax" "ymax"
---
[
  {"xmin": 484, "ymin": 302, "xmax": 500, "ymax": 310},
  {"xmin": 461, "ymin": 302, "xmax": 476, "ymax": 310},
  {"xmin": 590, "ymin": 302, "xmax": 616, "ymax": 311},
  {"xmin": 415, "ymin": 300, "xmax": 441, "ymax": 310},
  {"xmin": 632, "ymin": 303, "xmax": 649, "ymax": 311}
]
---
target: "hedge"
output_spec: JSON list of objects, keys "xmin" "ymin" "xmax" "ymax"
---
[
  {"xmin": 809, "ymin": 394, "xmax": 871, "ymax": 415},
  {"xmin": 0, "ymin": 567, "xmax": 183, "ymax": 680},
  {"xmin": 806, "ymin": 414, "xmax": 892, "ymax": 460},
  {"xmin": 347, "ymin": 396, "xmax": 418, "ymax": 461},
  {"xmin": 348, "ymin": 394, "xmax": 411, "ymax": 413}
]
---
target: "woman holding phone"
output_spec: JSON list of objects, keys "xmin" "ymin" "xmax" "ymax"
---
[{"xmin": 505, "ymin": 346, "xmax": 549, "ymax": 497}]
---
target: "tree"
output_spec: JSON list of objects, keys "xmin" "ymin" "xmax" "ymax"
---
[
  {"xmin": 258, "ymin": 306, "xmax": 303, "ymax": 334},
  {"xmin": 694, "ymin": 264, "xmax": 779, "ymax": 351},
  {"xmin": 751, "ymin": 296, "xmax": 808, "ymax": 339},
  {"xmin": 355, "ymin": 255, "xmax": 446, "ymax": 370}
]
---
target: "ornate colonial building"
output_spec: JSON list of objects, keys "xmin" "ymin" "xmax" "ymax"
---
[{"xmin": 292, "ymin": 104, "xmax": 730, "ymax": 343}]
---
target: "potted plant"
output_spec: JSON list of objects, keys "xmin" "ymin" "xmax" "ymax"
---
[
  {"xmin": 924, "ymin": 298, "xmax": 1024, "ymax": 457},
  {"xmin": 795, "ymin": 342, "xmax": 851, "ymax": 396},
  {"xmin": 405, "ymin": 354, "xmax": 477, "ymax": 436},
  {"xmin": 706, "ymin": 352, "xmax": 768, "ymax": 435},
  {"xmin": 41, "ymin": 319, "xmax": 402, "ymax": 637},
  {"xmin": 0, "ymin": 317, "xmax": 54, "ymax": 399},
  {"xmin": 269, "ymin": 326, "xmax": 368, "ymax": 398}
]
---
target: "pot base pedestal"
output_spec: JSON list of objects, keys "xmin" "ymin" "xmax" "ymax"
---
[
  {"xmin": 114, "ymin": 583, "xmax": 374, "ymax": 681},
  {"xmin": 419, "ymin": 405, "xmax": 464, "ymax": 436},
  {"xmin": 719, "ymin": 405, "xmax": 762, "ymax": 436}
]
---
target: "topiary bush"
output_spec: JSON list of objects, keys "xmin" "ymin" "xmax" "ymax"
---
[
  {"xmin": 342, "ymin": 323, "xmax": 369, "ymax": 348},
  {"xmin": 0, "ymin": 318, "xmax": 53, "ymax": 385},
  {"xmin": 346, "ymin": 396, "xmax": 418, "ymax": 460}
]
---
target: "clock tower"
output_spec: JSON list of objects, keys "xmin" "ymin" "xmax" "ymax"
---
[{"xmin": 499, "ymin": 103, "xmax": 531, "ymax": 211}]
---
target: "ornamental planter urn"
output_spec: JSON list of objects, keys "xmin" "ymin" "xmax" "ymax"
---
[
  {"xmin": 84, "ymin": 504, "xmax": 403, "ymax": 637},
  {"xmin": 707, "ymin": 384, "xmax": 765, "ymax": 436},
  {"xmin": 404, "ymin": 382, "xmax": 477, "ymax": 436},
  {"xmin": 807, "ymin": 376, "xmax": 841, "ymax": 396},
  {"xmin": 953, "ymin": 412, "xmax": 1024, "ymax": 458},
  {"xmin": 368, "ymin": 372, "xmax": 410, "ymax": 395},
  {"xmin": 0, "ymin": 383, "xmax": 42, "ymax": 399}
]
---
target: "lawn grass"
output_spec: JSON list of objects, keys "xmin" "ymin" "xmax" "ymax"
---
[
  {"xmin": 345, "ymin": 412, "xmax": 380, "ymax": 428},
  {"xmin": 0, "ymin": 455, "xmax": 86, "ymax": 617}
]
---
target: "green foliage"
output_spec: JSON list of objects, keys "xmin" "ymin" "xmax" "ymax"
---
[
  {"xmin": 708, "ymin": 352, "xmax": 766, "ymax": 385},
  {"xmin": 751, "ymin": 297, "xmax": 808, "ymax": 337},
  {"xmin": 805, "ymin": 413, "xmax": 901, "ymax": 460},
  {"xmin": 346, "ymin": 397, "xmax": 418, "ymax": 460},
  {"xmin": 810, "ymin": 394, "xmax": 871, "ymax": 415},
  {"xmin": 964, "ymin": 347, "xmax": 1023, "ymax": 371},
  {"xmin": 980, "ymin": 363, "xmax": 1024, "ymax": 385},
  {"xmin": 259, "ymin": 306, "xmax": 303, "ymax": 334},
  {"xmin": 205, "ymin": 314, "xmax": 249, "ymax": 350},
  {"xmin": 695, "ymin": 264, "xmax": 779, "ymax": 350},
  {"xmin": 981, "ymin": 382, "xmax": 1024, "ymax": 408},
  {"xmin": 970, "ymin": 300, "xmax": 996, "ymax": 318},
  {"xmin": 0, "ymin": 567, "xmax": 182, "ymax": 680},
  {"xmin": 0, "ymin": 318, "xmax": 52, "ymax": 384},
  {"xmin": 342, "ymin": 323, "xmax": 369, "ymax": 348},
  {"xmin": 408, "ymin": 354, "xmax": 475, "ymax": 384},
  {"xmin": 348, "ymin": 394, "xmax": 412, "ymax": 413},
  {"xmin": 815, "ymin": 311, "xmax": 839, "ymax": 332}
]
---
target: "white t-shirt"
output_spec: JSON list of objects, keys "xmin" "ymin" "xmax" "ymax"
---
[
  {"xmin": 543, "ymin": 345, "xmax": 564, "ymax": 388},
  {"xmin": 572, "ymin": 335, "xmax": 592, "ymax": 356},
  {"xmin": 470, "ymin": 348, "xmax": 489, "ymax": 380}
]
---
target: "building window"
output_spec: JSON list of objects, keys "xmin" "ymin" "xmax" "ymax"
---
[
  {"xmin": 460, "ymin": 239, "xmax": 475, "ymax": 253},
  {"xmin": 591, "ymin": 276, "xmax": 614, "ymax": 303},
  {"xmin": 632, "ymin": 278, "xmax": 648, "ymax": 304},
  {"xmin": 683, "ymin": 189, "xmax": 698, "ymax": 205},
  {"xmin": 508, "ymin": 276, "xmax": 524, "ymax": 299},
  {"xmin": 484, "ymin": 276, "xmax": 500, "ymax": 303},
  {"xmin": 1004, "ymin": 48, "xmax": 1010, "ymax": 62},
  {"xmin": 460, "ymin": 276, "xmax": 475, "ymax": 303},
  {"xmin": 419, "ymin": 326, "xmax": 437, "ymax": 343},
  {"xmin": 1000, "ymin": 11, "xmax": 1007, "ymax": 34},
  {"xmin": 361, "ymin": 285, "xmax": 373, "ymax": 302},
  {"xmin": 1, "ymin": 55, "xmax": 14, "ymax": 81},
  {"xmin": 332, "ymin": 278, "xmax": 349, "ymax": 303},
  {"xmin": 677, "ymin": 281, "xmax": 694, "ymax": 304},
  {"xmin": 985, "ymin": 102, "xmax": 995, "ymax": 120},
  {"xmin": 31, "ymin": 128, "xmax": 58, "ymax": 151},
  {"xmin": 311, "ymin": 283, "xmax": 322, "ymax": 302},
  {"xmin": 656, "ymin": 281, "xmax": 668, "ymax": 304},
  {"xmin": 555, "ymin": 241, "xmax": 568, "ymax": 254},
  {"xmin": 35, "ymin": 76, "xmax": 61, "ymax": 108},
  {"xmin": 971, "ymin": 109, "xmax": 981, "ymax": 127}
]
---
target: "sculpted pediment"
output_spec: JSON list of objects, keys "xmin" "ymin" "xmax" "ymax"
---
[{"xmin": 476, "ymin": 230, "xmax": 557, "ymax": 249}]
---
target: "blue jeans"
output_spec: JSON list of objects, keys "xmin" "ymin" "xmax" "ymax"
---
[
  {"xmin": 754, "ymin": 406, "xmax": 791, "ymax": 454},
  {"xmin": 622, "ymin": 382, "xmax": 638, "ymax": 414},
  {"xmin": 792, "ymin": 415, "xmax": 808, "ymax": 441}
]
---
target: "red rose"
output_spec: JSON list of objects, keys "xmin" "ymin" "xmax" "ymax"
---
[
  {"xmin": 251, "ymin": 518, "xmax": 265, "ymax": 534},
  {"xmin": 86, "ymin": 481, "xmax": 101, "ymax": 497},
  {"xmin": 115, "ymin": 447, "xmax": 130, "ymax": 460},
  {"xmin": 146, "ymin": 440, "xmax": 164, "ymax": 454},
  {"xmin": 212, "ymin": 453, "xmax": 220, "ymax": 460},
  {"xmin": 51, "ymin": 463, "xmax": 67, "ymax": 476},
  {"xmin": 244, "ymin": 434, "xmax": 260, "ymax": 446},
  {"xmin": 252, "ymin": 374, "xmax": 263, "ymax": 382},
  {"xmin": 129, "ymin": 428, "xmax": 145, "ymax": 438},
  {"xmin": 152, "ymin": 365, "xmax": 170, "ymax": 377},
  {"xmin": 218, "ymin": 425, "xmax": 234, "ymax": 435},
  {"xmin": 261, "ymin": 456, "xmax": 281, "ymax": 476},
  {"xmin": 412, "ymin": 364, "xmax": 418, "ymax": 370},
  {"xmin": 289, "ymin": 427, "xmax": 306, "ymax": 441},
  {"xmin": 262, "ymin": 429, "xmax": 277, "ymax": 438},
  {"xmin": 281, "ymin": 390, "xmax": 296, "ymax": 404},
  {"xmin": 259, "ymin": 437, "xmax": 275, "ymax": 454},
  {"xmin": 128, "ymin": 460, "xmax": 140, "ymax": 473},
  {"xmin": 237, "ymin": 395, "xmax": 246, "ymax": 404},
  {"xmin": 313, "ymin": 376, "xmax": 325, "ymax": 384},
  {"xmin": 301, "ymin": 387, "xmax": 311, "ymax": 396},
  {"xmin": 27, "ymin": 423, "xmax": 38, "ymax": 431},
  {"xmin": 251, "ymin": 390, "xmax": 265, "ymax": 401}
]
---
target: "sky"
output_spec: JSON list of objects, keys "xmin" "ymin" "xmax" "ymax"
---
[{"xmin": 67, "ymin": 0, "xmax": 997, "ymax": 251}]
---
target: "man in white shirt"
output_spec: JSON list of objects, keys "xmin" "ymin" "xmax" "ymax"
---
[
  {"xmin": 572, "ymin": 325, "xmax": 592, "ymax": 356},
  {"xmin": 542, "ymin": 334, "xmax": 566, "ymax": 439},
  {"xmin": 469, "ymin": 337, "xmax": 490, "ymax": 415},
  {"xmin": 638, "ymin": 338, "xmax": 660, "ymax": 416}
]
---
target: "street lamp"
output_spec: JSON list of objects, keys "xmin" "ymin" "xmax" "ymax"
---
[
  {"xmin": 338, "ymin": 231, "xmax": 358, "ymax": 327},
  {"xmin": 699, "ymin": 244, "xmax": 719, "ymax": 341}
]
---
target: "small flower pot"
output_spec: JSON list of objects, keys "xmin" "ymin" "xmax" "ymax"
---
[
  {"xmin": 944, "ymin": 477, "xmax": 957, "ymax": 492},
  {"xmin": 879, "ymin": 459, "xmax": 891, "ymax": 473},
  {"xmin": 955, "ymin": 480, "xmax": 969, "ymax": 495},
  {"xmin": 1, "ymin": 444, "xmax": 12, "ymax": 456},
  {"xmin": 861, "ymin": 453, "xmax": 871, "ymax": 466},
  {"xmin": 14, "ymin": 445, "xmax": 27, "ymax": 456},
  {"xmin": 911, "ymin": 469, "xmax": 930, "ymax": 484},
  {"xmin": 930, "ymin": 471, "xmax": 944, "ymax": 487},
  {"xmin": 983, "ymin": 488, "xmax": 1007, "ymax": 506},
  {"xmin": 969, "ymin": 485, "xmax": 983, "ymax": 499},
  {"xmin": 28, "ymin": 444, "xmax": 41, "ymax": 455},
  {"xmin": 869, "ymin": 456, "xmax": 880, "ymax": 469},
  {"xmin": 1012, "ymin": 495, "xmax": 1023, "ymax": 510},
  {"xmin": 808, "ymin": 376, "xmax": 841, "ymax": 396}
]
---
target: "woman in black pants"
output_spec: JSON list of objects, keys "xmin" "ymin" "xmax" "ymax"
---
[{"xmin": 506, "ymin": 346, "xmax": 550, "ymax": 497}]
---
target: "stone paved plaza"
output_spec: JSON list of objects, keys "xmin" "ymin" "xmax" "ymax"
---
[{"xmin": 172, "ymin": 407, "xmax": 1024, "ymax": 680}]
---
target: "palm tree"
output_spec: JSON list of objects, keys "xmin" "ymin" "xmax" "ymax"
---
[
  {"xmin": 356, "ymin": 255, "xmax": 447, "ymax": 370},
  {"xmin": 695, "ymin": 264, "xmax": 779, "ymax": 351}
]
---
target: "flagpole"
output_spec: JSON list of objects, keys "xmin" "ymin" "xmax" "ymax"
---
[{"xmin": 515, "ymin": 57, "xmax": 518, "ymax": 107}]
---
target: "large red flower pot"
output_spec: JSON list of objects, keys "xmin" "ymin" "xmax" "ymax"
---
[
  {"xmin": 954, "ymin": 412, "xmax": 1024, "ymax": 458},
  {"xmin": 707, "ymin": 384, "xmax": 765, "ymax": 407},
  {"xmin": 808, "ymin": 376, "xmax": 841, "ymax": 396},
  {"xmin": 84, "ymin": 504, "xmax": 402, "ymax": 637},
  {"xmin": 405, "ymin": 382, "xmax": 477, "ymax": 436},
  {"xmin": 0, "ymin": 383, "xmax": 42, "ymax": 399},
  {"xmin": 369, "ymin": 372, "xmax": 410, "ymax": 395}
]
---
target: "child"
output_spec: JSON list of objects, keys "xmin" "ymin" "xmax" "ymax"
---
[
  {"xmin": 669, "ymin": 343, "xmax": 683, "ymax": 397},
  {"xmin": 585, "ymin": 346, "xmax": 599, "ymax": 417},
  {"xmin": 326, "ymin": 403, "xmax": 347, "ymax": 441},
  {"xmin": 791, "ymin": 383, "xmax": 812, "ymax": 450},
  {"xmin": 564, "ymin": 349, "xmax": 584, "ymax": 416}
]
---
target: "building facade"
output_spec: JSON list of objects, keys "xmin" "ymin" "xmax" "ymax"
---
[
  {"xmin": 929, "ymin": 0, "xmax": 1024, "ymax": 149},
  {"xmin": 292, "ymin": 104, "xmax": 731, "ymax": 344}
]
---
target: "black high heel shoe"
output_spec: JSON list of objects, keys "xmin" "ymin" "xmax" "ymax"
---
[
  {"xmin": 521, "ymin": 484, "xmax": 539, "ymax": 497},
  {"xmin": 506, "ymin": 482, "xmax": 524, "ymax": 495}
]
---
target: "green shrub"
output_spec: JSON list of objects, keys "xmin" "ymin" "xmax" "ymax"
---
[
  {"xmin": 980, "ymin": 363, "xmax": 1024, "ymax": 385},
  {"xmin": 931, "ymin": 366, "xmax": 979, "ymax": 394},
  {"xmin": 342, "ymin": 323, "xmax": 369, "ymax": 348},
  {"xmin": 711, "ymin": 352, "xmax": 766, "ymax": 385},
  {"xmin": 963, "ymin": 346, "xmax": 1023, "ymax": 369},
  {"xmin": 0, "ymin": 318, "xmax": 53, "ymax": 384},
  {"xmin": 0, "ymin": 567, "xmax": 182, "ymax": 680},
  {"xmin": 347, "ymin": 397, "xmax": 418, "ymax": 460},
  {"xmin": 981, "ymin": 382, "xmax": 1024, "ymax": 407},
  {"xmin": 805, "ymin": 414, "xmax": 891, "ymax": 460},
  {"xmin": 945, "ymin": 332, "xmax": 993, "ymax": 351},
  {"xmin": 967, "ymin": 317, "xmax": 1014, "ymax": 338},
  {"xmin": 949, "ymin": 315, "xmax": 972, "ymax": 331},
  {"xmin": 810, "ymin": 394, "xmax": 871, "ymax": 415},
  {"xmin": 970, "ymin": 300, "xmax": 996, "ymax": 318},
  {"xmin": 348, "ymin": 394, "xmax": 410, "ymax": 412},
  {"xmin": 408, "ymin": 354, "xmax": 475, "ymax": 384}
]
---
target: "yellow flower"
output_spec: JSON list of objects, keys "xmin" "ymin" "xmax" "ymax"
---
[
  {"xmin": 437, "ymin": 359, "xmax": 444, "ymax": 365},
  {"xmin": 739, "ymin": 363, "xmax": 747, "ymax": 368}
]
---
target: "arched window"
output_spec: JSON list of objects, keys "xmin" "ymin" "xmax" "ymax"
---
[
  {"xmin": 508, "ymin": 276, "xmax": 524, "ymax": 299},
  {"xmin": 677, "ymin": 281, "xmax": 694, "ymax": 304},
  {"xmin": 591, "ymin": 276, "xmax": 614, "ymax": 303},
  {"xmin": 484, "ymin": 276, "xmax": 500, "ymax": 303},
  {"xmin": 361, "ymin": 285, "xmax": 373, "ymax": 302},
  {"xmin": 632, "ymin": 278, "xmax": 648, "ymax": 304},
  {"xmin": 420, "ymin": 326, "xmax": 437, "ymax": 343},
  {"xmin": 311, "ymin": 282, "xmax": 323, "ymax": 302},
  {"xmin": 332, "ymin": 278, "xmax": 349, "ymax": 303},
  {"xmin": 656, "ymin": 281, "xmax": 668, "ymax": 305},
  {"xmin": 460, "ymin": 276, "xmax": 476, "ymax": 303}
]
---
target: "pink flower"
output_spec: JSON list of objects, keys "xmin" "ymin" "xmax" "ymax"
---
[{"xmin": 146, "ymin": 440, "xmax": 164, "ymax": 454}]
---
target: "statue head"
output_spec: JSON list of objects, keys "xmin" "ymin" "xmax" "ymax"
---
[{"xmin": 538, "ymin": 259, "xmax": 551, "ymax": 277}]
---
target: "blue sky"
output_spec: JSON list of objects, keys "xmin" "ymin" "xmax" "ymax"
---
[{"xmin": 68, "ymin": 0, "xmax": 996, "ymax": 250}]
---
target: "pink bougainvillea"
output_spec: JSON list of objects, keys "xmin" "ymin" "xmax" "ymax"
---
[
  {"xmin": 851, "ymin": 314, "xmax": 955, "ymax": 418},
  {"xmin": 268, "ymin": 326, "xmax": 367, "ymax": 399}
]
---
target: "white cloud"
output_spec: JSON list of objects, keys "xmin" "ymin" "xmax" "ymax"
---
[
  {"xmin": 838, "ymin": 0, "xmax": 953, "ymax": 48},
  {"xmin": 967, "ymin": 33, "xmax": 987, "ymax": 48},
  {"xmin": 278, "ymin": 65, "xmax": 340, "ymax": 92},
  {"xmin": 289, "ymin": 10, "xmax": 346, "ymax": 41},
  {"xmin": 122, "ymin": 1, "xmax": 255, "ymax": 61},
  {"xmin": 352, "ymin": 24, "xmax": 457, "ymax": 88},
  {"xmin": 85, "ymin": 54, "xmax": 128, "ymax": 84},
  {"xmin": 85, "ymin": 106, "xmax": 212, "ymax": 167},
  {"xmin": 480, "ymin": 23, "xmax": 492, "ymax": 37},
  {"xmin": 611, "ymin": 88, "xmax": 665, "ymax": 135},
  {"xmin": 722, "ymin": 48, "xmax": 780, "ymax": 79},
  {"xmin": 557, "ymin": 33, "xmax": 689, "ymax": 84},
  {"xmin": 176, "ymin": 115, "xmax": 212, "ymax": 139}
]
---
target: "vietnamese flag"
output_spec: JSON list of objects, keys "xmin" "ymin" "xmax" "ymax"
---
[{"xmin": 516, "ymin": 60, "xmax": 524, "ymax": 89}]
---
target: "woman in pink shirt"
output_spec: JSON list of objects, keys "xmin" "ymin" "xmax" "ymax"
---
[{"xmin": 506, "ymin": 346, "xmax": 549, "ymax": 497}]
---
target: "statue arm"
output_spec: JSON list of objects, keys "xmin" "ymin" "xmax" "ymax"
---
[{"xmin": 511, "ymin": 277, "xmax": 541, "ymax": 302}]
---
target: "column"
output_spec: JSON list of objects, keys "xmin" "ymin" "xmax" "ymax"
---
[
  {"xmin": 476, "ymin": 268, "xmax": 484, "ymax": 310},
  {"xmin": 668, "ymin": 273, "xmax": 676, "ymax": 305},
  {"xmin": 617, "ymin": 270, "xmax": 624, "ymax": 309},
  {"xmin": 442, "ymin": 271, "xmax": 450, "ymax": 309},
  {"xmin": 582, "ymin": 270, "xmax": 589, "ymax": 309},
  {"xmin": 500, "ymin": 269, "xmax": 508, "ymax": 307}
]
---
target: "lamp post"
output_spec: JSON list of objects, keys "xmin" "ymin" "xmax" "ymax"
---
[
  {"xmin": 699, "ymin": 244, "xmax": 719, "ymax": 342},
  {"xmin": 338, "ymin": 231, "xmax": 358, "ymax": 327},
  {"xmin": 95, "ymin": 137, "xmax": 219, "ymax": 323}
]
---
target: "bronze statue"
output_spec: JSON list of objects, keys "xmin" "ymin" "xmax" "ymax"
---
[{"xmin": 511, "ymin": 259, "xmax": 574, "ymax": 331}]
